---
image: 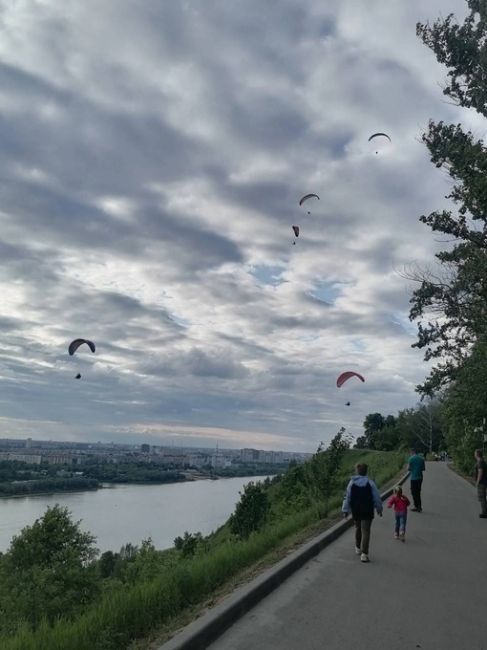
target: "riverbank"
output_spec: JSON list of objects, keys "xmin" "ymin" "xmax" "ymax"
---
[
  {"xmin": 0, "ymin": 447, "xmax": 405, "ymax": 650},
  {"xmin": 0, "ymin": 475, "xmax": 272, "ymax": 554},
  {"xmin": 0, "ymin": 465, "xmax": 283, "ymax": 498}
]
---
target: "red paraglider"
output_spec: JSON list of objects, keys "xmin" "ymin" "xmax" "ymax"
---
[{"xmin": 336, "ymin": 371, "xmax": 365, "ymax": 388}]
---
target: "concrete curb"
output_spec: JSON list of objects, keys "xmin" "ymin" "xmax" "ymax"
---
[{"xmin": 158, "ymin": 471, "xmax": 410, "ymax": 650}]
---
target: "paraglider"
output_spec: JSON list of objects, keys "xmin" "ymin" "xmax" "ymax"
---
[
  {"xmin": 336, "ymin": 371, "xmax": 365, "ymax": 388},
  {"xmin": 299, "ymin": 193, "xmax": 320, "ymax": 214},
  {"xmin": 292, "ymin": 225, "xmax": 299, "ymax": 245},
  {"xmin": 68, "ymin": 339, "xmax": 95, "ymax": 379},
  {"xmin": 345, "ymin": 401, "xmax": 351, "ymax": 406},
  {"xmin": 68, "ymin": 339, "xmax": 96, "ymax": 356},
  {"xmin": 368, "ymin": 132, "xmax": 391, "ymax": 154}
]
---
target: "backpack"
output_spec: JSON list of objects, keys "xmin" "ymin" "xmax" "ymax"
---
[{"xmin": 350, "ymin": 481, "xmax": 374, "ymax": 519}]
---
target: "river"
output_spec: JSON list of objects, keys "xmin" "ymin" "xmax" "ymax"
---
[{"xmin": 0, "ymin": 476, "xmax": 270, "ymax": 553}]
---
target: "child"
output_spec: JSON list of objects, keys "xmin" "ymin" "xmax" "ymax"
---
[{"xmin": 387, "ymin": 485, "xmax": 410, "ymax": 541}]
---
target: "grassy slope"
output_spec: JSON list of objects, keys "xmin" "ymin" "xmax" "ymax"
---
[{"xmin": 0, "ymin": 450, "xmax": 406, "ymax": 650}]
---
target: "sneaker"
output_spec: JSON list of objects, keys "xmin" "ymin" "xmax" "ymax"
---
[
  {"xmin": 355, "ymin": 546, "xmax": 361, "ymax": 555},
  {"xmin": 479, "ymin": 514, "xmax": 487, "ymax": 519},
  {"xmin": 399, "ymin": 532, "xmax": 405, "ymax": 542},
  {"xmin": 394, "ymin": 533, "xmax": 399, "ymax": 539},
  {"xmin": 411, "ymin": 507, "xmax": 419, "ymax": 512},
  {"xmin": 360, "ymin": 553, "xmax": 369, "ymax": 563}
]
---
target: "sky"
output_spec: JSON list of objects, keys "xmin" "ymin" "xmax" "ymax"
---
[{"xmin": 0, "ymin": 0, "xmax": 480, "ymax": 452}]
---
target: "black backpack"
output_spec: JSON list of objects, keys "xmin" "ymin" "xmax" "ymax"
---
[{"xmin": 350, "ymin": 481, "xmax": 374, "ymax": 519}]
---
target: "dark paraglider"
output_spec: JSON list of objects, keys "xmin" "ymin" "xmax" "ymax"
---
[
  {"xmin": 292, "ymin": 225, "xmax": 300, "ymax": 245},
  {"xmin": 68, "ymin": 339, "xmax": 96, "ymax": 379},
  {"xmin": 368, "ymin": 132, "xmax": 391, "ymax": 154},
  {"xmin": 68, "ymin": 339, "xmax": 96, "ymax": 355},
  {"xmin": 299, "ymin": 193, "xmax": 320, "ymax": 214}
]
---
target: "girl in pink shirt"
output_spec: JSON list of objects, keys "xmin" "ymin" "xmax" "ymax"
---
[{"xmin": 387, "ymin": 486, "xmax": 410, "ymax": 541}]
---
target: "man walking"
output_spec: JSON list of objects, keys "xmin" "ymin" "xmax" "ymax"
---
[
  {"xmin": 408, "ymin": 449, "xmax": 425, "ymax": 512},
  {"xmin": 474, "ymin": 449, "xmax": 487, "ymax": 519},
  {"xmin": 342, "ymin": 463, "xmax": 383, "ymax": 563}
]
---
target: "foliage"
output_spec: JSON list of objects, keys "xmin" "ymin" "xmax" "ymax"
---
[
  {"xmin": 0, "ymin": 506, "xmax": 99, "ymax": 633},
  {"xmin": 356, "ymin": 403, "xmax": 444, "ymax": 453},
  {"xmin": 229, "ymin": 481, "xmax": 270, "ymax": 540},
  {"xmin": 409, "ymin": 3, "xmax": 487, "ymax": 395},
  {"xmin": 173, "ymin": 532, "xmax": 205, "ymax": 558},
  {"xmin": 440, "ymin": 342, "xmax": 487, "ymax": 472},
  {"xmin": 82, "ymin": 462, "xmax": 185, "ymax": 484},
  {"xmin": 0, "ymin": 448, "xmax": 404, "ymax": 650},
  {"xmin": 0, "ymin": 477, "xmax": 99, "ymax": 496},
  {"xmin": 356, "ymin": 413, "xmax": 400, "ymax": 451},
  {"xmin": 304, "ymin": 429, "xmax": 351, "ymax": 512}
]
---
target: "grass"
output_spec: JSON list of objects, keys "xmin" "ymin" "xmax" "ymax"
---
[{"xmin": 0, "ymin": 450, "xmax": 406, "ymax": 650}]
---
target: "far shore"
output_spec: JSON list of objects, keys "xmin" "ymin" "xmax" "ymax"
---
[{"xmin": 0, "ymin": 472, "xmax": 276, "ymax": 499}]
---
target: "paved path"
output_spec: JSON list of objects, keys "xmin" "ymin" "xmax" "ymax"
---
[{"xmin": 210, "ymin": 463, "xmax": 486, "ymax": 650}]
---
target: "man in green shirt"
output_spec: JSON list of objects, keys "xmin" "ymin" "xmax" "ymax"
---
[{"xmin": 408, "ymin": 449, "xmax": 425, "ymax": 512}]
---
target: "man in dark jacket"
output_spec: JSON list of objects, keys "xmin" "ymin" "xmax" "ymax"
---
[{"xmin": 342, "ymin": 463, "xmax": 383, "ymax": 563}]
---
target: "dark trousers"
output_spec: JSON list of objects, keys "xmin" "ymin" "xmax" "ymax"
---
[
  {"xmin": 477, "ymin": 484, "xmax": 487, "ymax": 515},
  {"xmin": 410, "ymin": 478, "xmax": 423, "ymax": 510},
  {"xmin": 353, "ymin": 518, "xmax": 372, "ymax": 555}
]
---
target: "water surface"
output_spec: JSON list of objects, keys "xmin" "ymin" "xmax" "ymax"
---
[{"xmin": 0, "ymin": 476, "xmax": 267, "ymax": 552}]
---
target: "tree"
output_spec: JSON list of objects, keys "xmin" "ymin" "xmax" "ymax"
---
[
  {"xmin": 409, "ymin": 2, "xmax": 487, "ymax": 395},
  {"xmin": 0, "ymin": 505, "xmax": 98, "ymax": 632},
  {"xmin": 307, "ymin": 428, "xmax": 351, "ymax": 512},
  {"xmin": 395, "ymin": 401, "xmax": 444, "ymax": 453},
  {"xmin": 174, "ymin": 531, "xmax": 204, "ymax": 557},
  {"xmin": 229, "ymin": 481, "xmax": 270, "ymax": 540},
  {"xmin": 356, "ymin": 413, "xmax": 400, "ymax": 450},
  {"xmin": 357, "ymin": 413, "xmax": 385, "ymax": 449},
  {"xmin": 441, "ymin": 342, "xmax": 487, "ymax": 471}
]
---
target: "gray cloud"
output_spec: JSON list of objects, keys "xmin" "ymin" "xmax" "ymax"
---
[{"xmin": 0, "ymin": 0, "xmax": 471, "ymax": 449}]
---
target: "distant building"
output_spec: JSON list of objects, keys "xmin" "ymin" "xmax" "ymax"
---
[
  {"xmin": 7, "ymin": 453, "xmax": 42, "ymax": 465},
  {"xmin": 211, "ymin": 453, "xmax": 231, "ymax": 469},
  {"xmin": 241, "ymin": 448, "xmax": 259, "ymax": 463},
  {"xmin": 44, "ymin": 455, "xmax": 74, "ymax": 466},
  {"xmin": 141, "ymin": 444, "xmax": 150, "ymax": 454}
]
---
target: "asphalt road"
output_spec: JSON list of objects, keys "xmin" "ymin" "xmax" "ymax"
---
[{"xmin": 209, "ymin": 462, "xmax": 486, "ymax": 650}]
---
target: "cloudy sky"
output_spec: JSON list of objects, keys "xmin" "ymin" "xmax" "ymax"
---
[{"xmin": 0, "ymin": 0, "xmax": 479, "ymax": 451}]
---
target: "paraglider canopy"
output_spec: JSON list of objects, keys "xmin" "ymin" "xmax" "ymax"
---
[
  {"xmin": 299, "ymin": 193, "xmax": 320, "ymax": 206},
  {"xmin": 299, "ymin": 193, "xmax": 320, "ymax": 214},
  {"xmin": 292, "ymin": 225, "xmax": 300, "ymax": 237},
  {"xmin": 368, "ymin": 132, "xmax": 391, "ymax": 154},
  {"xmin": 336, "ymin": 371, "xmax": 365, "ymax": 388},
  {"xmin": 68, "ymin": 339, "xmax": 96, "ymax": 356},
  {"xmin": 75, "ymin": 373, "xmax": 82, "ymax": 379},
  {"xmin": 368, "ymin": 132, "xmax": 391, "ymax": 143},
  {"xmin": 345, "ymin": 401, "xmax": 351, "ymax": 406}
]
